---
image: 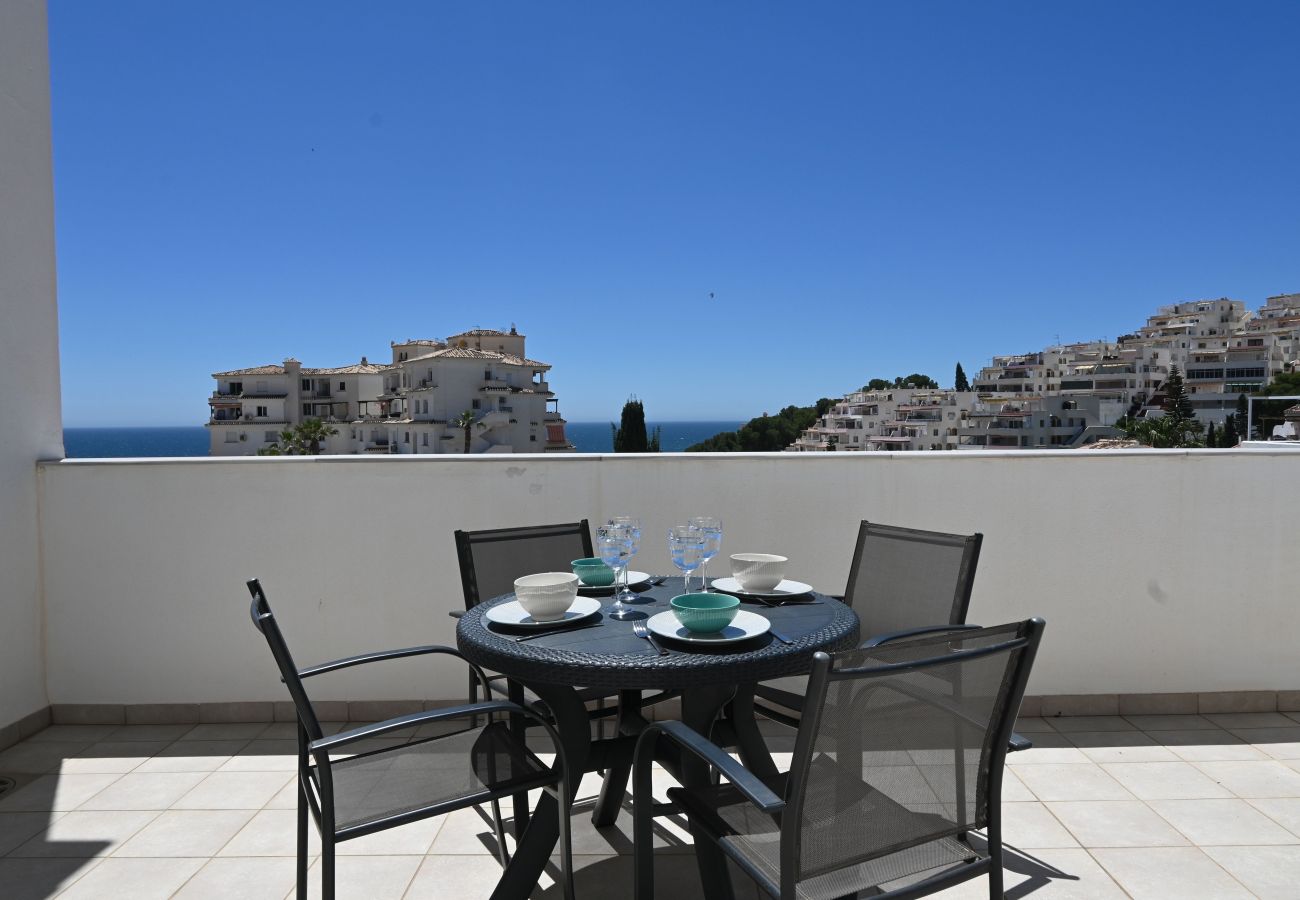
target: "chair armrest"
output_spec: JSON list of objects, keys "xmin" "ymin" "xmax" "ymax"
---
[
  {"xmin": 298, "ymin": 644, "xmax": 465, "ymax": 679},
  {"xmin": 860, "ymin": 624, "xmax": 980, "ymax": 649},
  {"xmin": 1008, "ymin": 731, "xmax": 1033, "ymax": 753},
  {"xmin": 311, "ymin": 699, "xmax": 553, "ymax": 754},
  {"xmin": 635, "ymin": 720, "xmax": 784, "ymax": 814}
]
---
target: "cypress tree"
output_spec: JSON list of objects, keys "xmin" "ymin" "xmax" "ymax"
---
[
  {"xmin": 954, "ymin": 362, "xmax": 971, "ymax": 392},
  {"xmin": 1221, "ymin": 414, "xmax": 1239, "ymax": 447},
  {"xmin": 1205, "ymin": 422, "xmax": 1218, "ymax": 448},
  {"xmin": 1163, "ymin": 367, "xmax": 1196, "ymax": 421},
  {"xmin": 612, "ymin": 397, "xmax": 650, "ymax": 452}
]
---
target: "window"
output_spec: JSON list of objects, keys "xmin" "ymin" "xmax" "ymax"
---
[
  {"xmin": 302, "ymin": 379, "xmax": 311, "ymax": 390},
  {"xmin": 338, "ymin": 381, "xmax": 346, "ymax": 391},
  {"xmin": 303, "ymin": 404, "xmax": 312, "ymax": 415},
  {"xmin": 530, "ymin": 434, "xmax": 537, "ymax": 442},
  {"xmin": 484, "ymin": 370, "xmax": 492, "ymax": 380},
  {"xmin": 404, "ymin": 431, "xmax": 410, "ymax": 444},
  {"xmin": 230, "ymin": 381, "xmax": 242, "ymax": 394},
  {"xmin": 264, "ymin": 431, "xmax": 277, "ymax": 442},
  {"xmin": 422, "ymin": 433, "xmax": 428, "ymax": 447},
  {"xmin": 256, "ymin": 406, "xmax": 268, "ymax": 417},
  {"xmin": 472, "ymin": 399, "xmax": 481, "ymax": 410},
  {"xmin": 225, "ymin": 431, "xmax": 238, "ymax": 443}
]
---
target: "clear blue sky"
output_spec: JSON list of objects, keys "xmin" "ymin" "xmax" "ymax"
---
[{"xmin": 50, "ymin": 1, "xmax": 1300, "ymax": 426}]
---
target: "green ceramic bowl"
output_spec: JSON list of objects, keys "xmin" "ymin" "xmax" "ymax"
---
[
  {"xmin": 571, "ymin": 558, "xmax": 616, "ymax": 587},
  {"xmin": 670, "ymin": 593, "xmax": 741, "ymax": 633}
]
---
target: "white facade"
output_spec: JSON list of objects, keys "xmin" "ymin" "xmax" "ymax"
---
[
  {"xmin": 790, "ymin": 389, "xmax": 978, "ymax": 452},
  {"xmin": 207, "ymin": 328, "xmax": 574, "ymax": 455}
]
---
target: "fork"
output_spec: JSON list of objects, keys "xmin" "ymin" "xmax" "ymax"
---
[{"xmin": 632, "ymin": 620, "xmax": 668, "ymax": 656}]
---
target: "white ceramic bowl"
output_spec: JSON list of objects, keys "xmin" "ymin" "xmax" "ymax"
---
[
  {"xmin": 730, "ymin": 553, "xmax": 788, "ymax": 592},
  {"xmin": 513, "ymin": 572, "xmax": 579, "ymax": 621}
]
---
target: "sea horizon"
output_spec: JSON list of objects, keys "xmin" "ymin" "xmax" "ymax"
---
[{"xmin": 62, "ymin": 421, "xmax": 746, "ymax": 458}]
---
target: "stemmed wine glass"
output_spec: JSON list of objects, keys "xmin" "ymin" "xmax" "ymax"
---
[
  {"xmin": 667, "ymin": 525, "xmax": 706, "ymax": 593},
  {"xmin": 597, "ymin": 523, "xmax": 643, "ymax": 620},
  {"xmin": 608, "ymin": 516, "xmax": 645, "ymax": 604},
  {"xmin": 688, "ymin": 517, "xmax": 723, "ymax": 591}
]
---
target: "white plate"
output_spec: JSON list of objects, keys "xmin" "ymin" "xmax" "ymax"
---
[
  {"xmin": 646, "ymin": 609, "xmax": 771, "ymax": 645},
  {"xmin": 577, "ymin": 570, "xmax": 650, "ymax": 591},
  {"xmin": 486, "ymin": 596, "xmax": 602, "ymax": 629},
  {"xmin": 710, "ymin": 577, "xmax": 814, "ymax": 598}
]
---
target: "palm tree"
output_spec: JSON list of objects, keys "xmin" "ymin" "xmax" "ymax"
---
[
  {"xmin": 296, "ymin": 418, "xmax": 339, "ymax": 455},
  {"xmin": 453, "ymin": 410, "xmax": 476, "ymax": 454}
]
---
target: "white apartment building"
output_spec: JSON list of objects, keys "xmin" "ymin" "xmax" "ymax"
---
[
  {"xmin": 207, "ymin": 327, "xmax": 573, "ymax": 455},
  {"xmin": 789, "ymin": 389, "xmax": 978, "ymax": 452},
  {"xmin": 956, "ymin": 396, "xmax": 1123, "ymax": 449}
]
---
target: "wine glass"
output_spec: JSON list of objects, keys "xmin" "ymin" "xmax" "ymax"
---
[
  {"xmin": 667, "ymin": 525, "xmax": 706, "ymax": 593},
  {"xmin": 597, "ymin": 524, "xmax": 643, "ymax": 620},
  {"xmin": 688, "ymin": 516, "xmax": 723, "ymax": 591},
  {"xmin": 608, "ymin": 516, "xmax": 645, "ymax": 603}
]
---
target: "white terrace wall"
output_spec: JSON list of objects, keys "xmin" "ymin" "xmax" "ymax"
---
[
  {"xmin": 37, "ymin": 451, "xmax": 1300, "ymax": 707},
  {"xmin": 0, "ymin": 0, "xmax": 61, "ymax": 727}
]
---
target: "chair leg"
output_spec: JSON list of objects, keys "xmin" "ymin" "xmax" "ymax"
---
[
  {"xmin": 296, "ymin": 779, "xmax": 308, "ymax": 900},
  {"xmin": 490, "ymin": 797, "xmax": 510, "ymax": 866},
  {"xmin": 321, "ymin": 832, "xmax": 335, "ymax": 900},
  {"xmin": 632, "ymin": 744, "xmax": 655, "ymax": 900},
  {"xmin": 557, "ymin": 786, "xmax": 575, "ymax": 900}
]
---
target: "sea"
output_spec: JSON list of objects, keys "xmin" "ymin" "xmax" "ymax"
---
[{"xmin": 62, "ymin": 422, "xmax": 744, "ymax": 458}]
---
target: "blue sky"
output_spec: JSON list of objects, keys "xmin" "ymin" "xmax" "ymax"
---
[{"xmin": 51, "ymin": 1, "xmax": 1300, "ymax": 426}]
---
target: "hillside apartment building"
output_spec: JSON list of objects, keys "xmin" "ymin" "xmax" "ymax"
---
[
  {"xmin": 207, "ymin": 327, "xmax": 574, "ymax": 455},
  {"xmin": 790, "ymin": 293, "xmax": 1300, "ymax": 451}
]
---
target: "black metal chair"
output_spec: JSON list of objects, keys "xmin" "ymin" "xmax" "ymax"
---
[
  {"xmin": 247, "ymin": 579, "xmax": 573, "ymax": 900},
  {"xmin": 633, "ymin": 619, "xmax": 1045, "ymax": 900},
  {"xmin": 753, "ymin": 521, "xmax": 983, "ymax": 727}
]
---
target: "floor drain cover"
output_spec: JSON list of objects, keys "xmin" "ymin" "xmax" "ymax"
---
[{"xmin": 0, "ymin": 777, "xmax": 14, "ymax": 798}]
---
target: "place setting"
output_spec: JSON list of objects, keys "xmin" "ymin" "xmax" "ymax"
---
[
  {"xmin": 710, "ymin": 553, "xmax": 818, "ymax": 606},
  {"xmin": 484, "ymin": 572, "xmax": 607, "ymax": 642}
]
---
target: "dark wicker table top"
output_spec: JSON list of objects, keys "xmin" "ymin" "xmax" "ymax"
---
[{"xmin": 456, "ymin": 577, "xmax": 860, "ymax": 690}]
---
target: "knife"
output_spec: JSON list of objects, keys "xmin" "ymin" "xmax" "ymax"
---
[
  {"xmin": 768, "ymin": 626, "xmax": 796, "ymax": 645},
  {"xmin": 509, "ymin": 622, "xmax": 604, "ymax": 643}
]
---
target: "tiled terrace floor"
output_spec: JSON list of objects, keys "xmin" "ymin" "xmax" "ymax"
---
[{"xmin": 4, "ymin": 713, "xmax": 1300, "ymax": 898}]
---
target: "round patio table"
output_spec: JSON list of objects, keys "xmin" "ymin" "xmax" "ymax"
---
[{"xmin": 456, "ymin": 577, "xmax": 859, "ymax": 900}]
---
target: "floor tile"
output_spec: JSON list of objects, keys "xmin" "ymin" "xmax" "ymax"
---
[
  {"xmin": 1249, "ymin": 798, "xmax": 1300, "ymax": 838},
  {"xmin": 427, "ymin": 807, "xmax": 515, "ymax": 856},
  {"xmin": 1045, "ymin": 800, "xmax": 1189, "ymax": 848},
  {"xmin": 1093, "ymin": 846, "xmax": 1254, "ymax": 898},
  {"xmin": 77, "ymin": 771, "xmax": 208, "ymax": 811},
  {"xmin": 1231, "ymin": 727, "xmax": 1300, "ymax": 760},
  {"xmin": 0, "ymin": 741, "xmax": 94, "ymax": 775},
  {"xmin": 218, "ymin": 808, "xmax": 322, "ymax": 857},
  {"xmin": 1195, "ymin": 760, "xmax": 1300, "ymax": 798},
  {"xmin": 218, "ymin": 740, "xmax": 299, "ymax": 772},
  {"xmin": 8, "ymin": 809, "xmax": 157, "ymax": 857},
  {"xmin": 1151, "ymin": 797, "xmax": 1300, "ymax": 846},
  {"xmin": 335, "ymin": 815, "xmax": 444, "ymax": 855},
  {"xmin": 55, "ymin": 855, "xmax": 206, "ymax": 900},
  {"xmin": 1203, "ymin": 845, "xmax": 1300, "ymax": 899},
  {"xmin": 1010, "ymin": 764, "xmax": 1134, "ymax": 802},
  {"xmin": 179, "ymin": 724, "xmax": 271, "ymax": 741},
  {"xmin": 1204, "ymin": 712, "xmax": 1297, "ymax": 730},
  {"xmin": 927, "ymin": 847, "xmax": 1128, "ymax": 898},
  {"xmin": 1003, "ymin": 732, "xmax": 1091, "ymax": 766},
  {"xmin": 173, "ymin": 855, "xmax": 299, "ymax": 899},
  {"xmin": 996, "ymin": 802, "xmax": 1078, "ymax": 848},
  {"xmin": 0, "ymin": 857, "xmax": 102, "ymax": 900},
  {"xmin": 60, "ymin": 740, "xmax": 170, "ymax": 774},
  {"xmin": 0, "ymin": 773, "xmax": 121, "ymax": 812},
  {"xmin": 1101, "ymin": 761, "xmax": 1233, "ymax": 800},
  {"xmin": 135, "ymin": 739, "xmax": 252, "ymax": 773},
  {"xmin": 1151, "ymin": 729, "xmax": 1268, "ymax": 762},
  {"xmin": 28, "ymin": 725, "xmax": 118, "ymax": 744},
  {"xmin": 402, "ymin": 853, "xmax": 520, "ymax": 899},
  {"xmin": 300, "ymin": 853, "xmax": 422, "ymax": 899},
  {"xmin": 173, "ymin": 772, "xmax": 294, "ymax": 810},
  {"xmin": 999, "ymin": 768, "xmax": 1035, "ymax": 802},
  {"xmin": 0, "ymin": 812, "xmax": 61, "ymax": 855},
  {"xmin": 1048, "ymin": 716, "xmax": 1136, "ymax": 733},
  {"xmin": 113, "ymin": 809, "xmax": 256, "ymax": 857},
  {"xmin": 1127, "ymin": 714, "xmax": 1217, "ymax": 731},
  {"xmin": 1012, "ymin": 717, "xmax": 1057, "ymax": 733},
  {"xmin": 1066, "ymin": 731, "xmax": 1179, "ymax": 763},
  {"xmin": 105, "ymin": 724, "xmax": 194, "ymax": 742}
]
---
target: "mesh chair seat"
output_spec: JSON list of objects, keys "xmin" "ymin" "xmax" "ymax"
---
[
  {"xmin": 671, "ymin": 757, "xmax": 980, "ymax": 900},
  {"xmin": 321, "ymin": 722, "xmax": 551, "ymax": 833}
]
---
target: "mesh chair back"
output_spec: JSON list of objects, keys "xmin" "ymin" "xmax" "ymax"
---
[
  {"xmin": 784, "ymin": 620, "xmax": 1042, "ymax": 887},
  {"xmin": 843, "ymin": 522, "xmax": 983, "ymax": 636},
  {"xmin": 454, "ymin": 521, "xmax": 593, "ymax": 609},
  {"xmin": 247, "ymin": 579, "xmax": 324, "ymax": 742}
]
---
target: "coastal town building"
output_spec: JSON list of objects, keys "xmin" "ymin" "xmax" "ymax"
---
[
  {"xmin": 207, "ymin": 327, "xmax": 573, "ymax": 455},
  {"xmin": 789, "ymin": 389, "xmax": 979, "ymax": 452}
]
